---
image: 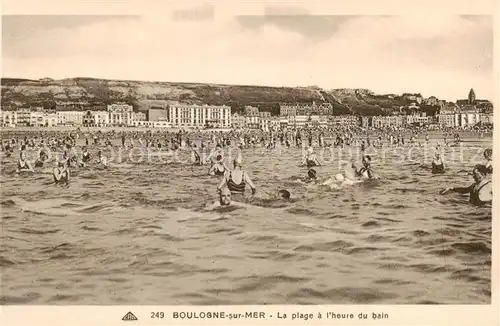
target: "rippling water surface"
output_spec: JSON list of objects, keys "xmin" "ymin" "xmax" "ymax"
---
[{"xmin": 0, "ymin": 137, "xmax": 492, "ymax": 304}]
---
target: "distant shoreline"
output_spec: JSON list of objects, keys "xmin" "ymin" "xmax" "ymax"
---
[
  {"xmin": 0, "ymin": 126, "xmax": 492, "ymax": 139},
  {"xmin": 0, "ymin": 126, "xmax": 232, "ymax": 133}
]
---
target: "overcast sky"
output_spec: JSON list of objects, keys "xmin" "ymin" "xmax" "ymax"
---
[{"xmin": 1, "ymin": 8, "xmax": 494, "ymax": 101}]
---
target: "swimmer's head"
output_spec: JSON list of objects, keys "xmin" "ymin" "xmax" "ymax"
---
[
  {"xmin": 20, "ymin": 151, "xmax": 26, "ymax": 160},
  {"xmin": 335, "ymin": 173, "xmax": 345, "ymax": 182},
  {"xmin": 472, "ymin": 164, "xmax": 488, "ymax": 182},
  {"xmin": 97, "ymin": 150, "xmax": 102, "ymax": 157},
  {"xmin": 484, "ymin": 148, "xmax": 492, "ymax": 160},
  {"xmin": 216, "ymin": 155, "xmax": 223, "ymax": 162},
  {"xmin": 277, "ymin": 189, "xmax": 291, "ymax": 200},
  {"xmin": 363, "ymin": 155, "xmax": 372, "ymax": 167},
  {"xmin": 307, "ymin": 147, "xmax": 313, "ymax": 154},
  {"xmin": 219, "ymin": 187, "xmax": 231, "ymax": 206},
  {"xmin": 308, "ymin": 169, "xmax": 317, "ymax": 179},
  {"xmin": 233, "ymin": 153, "xmax": 243, "ymax": 167}
]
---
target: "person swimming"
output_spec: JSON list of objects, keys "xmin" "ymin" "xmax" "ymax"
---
[
  {"xmin": 217, "ymin": 156, "xmax": 256, "ymax": 195},
  {"xmin": 304, "ymin": 168, "xmax": 318, "ymax": 183},
  {"xmin": 208, "ymin": 154, "xmax": 227, "ymax": 176},
  {"xmin": 53, "ymin": 160, "xmax": 70, "ymax": 185},
  {"xmin": 16, "ymin": 151, "xmax": 34, "ymax": 173},
  {"xmin": 440, "ymin": 164, "xmax": 492, "ymax": 206},
  {"xmin": 355, "ymin": 155, "xmax": 375, "ymax": 179},
  {"xmin": 302, "ymin": 147, "xmax": 321, "ymax": 167},
  {"xmin": 277, "ymin": 189, "xmax": 291, "ymax": 200},
  {"xmin": 219, "ymin": 187, "xmax": 232, "ymax": 206},
  {"xmin": 431, "ymin": 153, "xmax": 445, "ymax": 174}
]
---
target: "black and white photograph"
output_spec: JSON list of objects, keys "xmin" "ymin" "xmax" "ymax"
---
[{"xmin": 0, "ymin": 2, "xmax": 495, "ymax": 309}]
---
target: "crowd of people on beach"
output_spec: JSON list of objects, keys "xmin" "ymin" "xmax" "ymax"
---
[{"xmin": 1, "ymin": 125, "xmax": 493, "ymax": 208}]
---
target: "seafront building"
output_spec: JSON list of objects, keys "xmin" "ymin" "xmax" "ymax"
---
[
  {"xmin": 0, "ymin": 87, "xmax": 493, "ymax": 129},
  {"xmin": 108, "ymin": 103, "xmax": 134, "ymax": 126},
  {"xmin": 147, "ymin": 104, "xmax": 231, "ymax": 128}
]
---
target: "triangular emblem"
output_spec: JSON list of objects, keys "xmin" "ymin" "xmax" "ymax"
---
[{"xmin": 122, "ymin": 312, "xmax": 138, "ymax": 321}]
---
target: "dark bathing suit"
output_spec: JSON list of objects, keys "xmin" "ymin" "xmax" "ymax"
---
[
  {"xmin": 306, "ymin": 159, "xmax": 317, "ymax": 168},
  {"xmin": 227, "ymin": 171, "xmax": 246, "ymax": 193},
  {"xmin": 470, "ymin": 181, "xmax": 492, "ymax": 206},
  {"xmin": 214, "ymin": 166, "xmax": 225, "ymax": 176},
  {"xmin": 432, "ymin": 162, "xmax": 445, "ymax": 174},
  {"xmin": 18, "ymin": 160, "xmax": 30, "ymax": 171}
]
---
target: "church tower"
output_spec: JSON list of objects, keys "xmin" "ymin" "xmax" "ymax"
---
[{"xmin": 468, "ymin": 88, "xmax": 476, "ymax": 104}]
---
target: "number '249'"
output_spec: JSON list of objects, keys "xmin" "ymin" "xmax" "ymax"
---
[{"xmin": 151, "ymin": 312, "xmax": 164, "ymax": 319}]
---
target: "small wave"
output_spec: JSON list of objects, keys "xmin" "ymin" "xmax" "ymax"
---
[
  {"xmin": 0, "ymin": 256, "xmax": 17, "ymax": 267},
  {"xmin": 412, "ymin": 229, "xmax": 431, "ymax": 237},
  {"xmin": 248, "ymin": 250, "xmax": 302, "ymax": 261},
  {"xmin": 81, "ymin": 226, "xmax": 101, "ymax": 231},
  {"xmin": 374, "ymin": 278, "xmax": 413, "ymax": 285},
  {"xmin": 294, "ymin": 240, "xmax": 354, "ymax": 253},
  {"xmin": 285, "ymin": 207, "xmax": 314, "ymax": 215},
  {"xmin": 39, "ymin": 242, "xmax": 75, "ymax": 253},
  {"xmin": 77, "ymin": 203, "xmax": 109, "ymax": 213},
  {"xmin": 410, "ymin": 263, "xmax": 452, "ymax": 273},
  {"xmin": 1, "ymin": 199, "xmax": 16, "ymax": 207},
  {"xmin": 348, "ymin": 246, "xmax": 388, "ymax": 255},
  {"xmin": 50, "ymin": 253, "xmax": 75, "ymax": 260},
  {"xmin": 450, "ymin": 241, "xmax": 490, "ymax": 254},
  {"xmin": 18, "ymin": 228, "xmax": 60, "ymax": 235},
  {"xmin": 0, "ymin": 292, "xmax": 41, "ymax": 304},
  {"xmin": 362, "ymin": 220, "xmax": 380, "ymax": 228}
]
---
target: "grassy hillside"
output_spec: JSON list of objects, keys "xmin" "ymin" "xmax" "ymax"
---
[{"xmin": 1, "ymin": 77, "xmax": 423, "ymax": 116}]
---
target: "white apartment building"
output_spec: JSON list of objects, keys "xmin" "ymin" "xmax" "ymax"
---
[
  {"xmin": 438, "ymin": 114, "xmax": 456, "ymax": 127},
  {"xmin": 329, "ymin": 115, "xmax": 360, "ymax": 127},
  {"xmin": 173, "ymin": 104, "xmax": 231, "ymax": 128},
  {"xmin": 459, "ymin": 112, "xmax": 481, "ymax": 127},
  {"xmin": 259, "ymin": 116, "xmax": 270, "ymax": 131},
  {"xmin": 44, "ymin": 113, "xmax": 58, "ymax": 127},
  {"xmin": 108, "ymin": 103, "xmax": 134, "ymax": 126},
  {"xmin": 372, "ymin": 115, "xmax": 403, "ymax": 128},
  {"xmin": 2, "ymin": 111, "xmax": 17, "ymax": 127},
  {"xmin": 480, "ymin": 113, "xmax": 494, "ymax": 124},
  {"xmin": 132, "ymin": 112, "xmax": 146, "ymax": 122},
  {"xmin": 245, "ymin": 115, "xmax": 260, "ymax": 129},
  {"xmin": 231, "ymin": 113, "xmax": 246, "ymax": 129},
  {"xmin": 58, "ymin": 111, "xmax": 84, "ymax": 126}
]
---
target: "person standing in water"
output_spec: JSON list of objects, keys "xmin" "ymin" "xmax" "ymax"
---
[
  {"xmin": 96, "ymin": 150, "xmax": 108, "ymax": 168},
  {"xmin": 355, "ymin": 155, "xmax": 375, "ymax": 179},
  {"xmin": 34, "ymin": 147, "xmax": 49, "ymax": 168},
  {"xmin": 431, "ymin": 153, "xmax": 445, "ymax": 174},
  {"xmin": 440, "ymin": 164, "xmax": 492, "ymax": 206},
  {"xmin": 53, "ymin": 159, "xmax": 70, "ymax": 184},
  {"xmin": 217, "ymin": 156, "xmax": 256, "ymax": 195},
  {"xmin": 208, "ymin": 154, "xmax": 228, "ymax": 176},
  {"xmin": 16, "ymin": 151, "xmax": 34, "ymax": 173},
  {"xmin": 302, "ymin": 147, "xmax": 321, "ymax": 167},
  {"xmin": 79, "ymin": 146, "xmax": 91, "ymax": 167}
]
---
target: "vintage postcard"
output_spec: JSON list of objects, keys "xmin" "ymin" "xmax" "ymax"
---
[{"xmin": 0, "ymin": 0, "xmax": 498, "ymax": 325}]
